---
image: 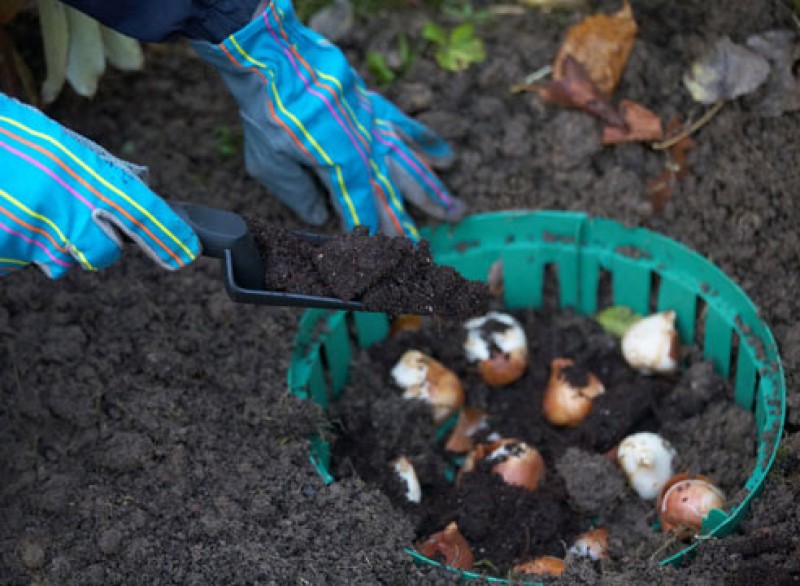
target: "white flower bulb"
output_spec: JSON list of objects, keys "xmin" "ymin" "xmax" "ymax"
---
[
  {"xmin": 463, "ymin": 311, "xmax": 526, "ymax": 362},
  {"xmin": 617, "ymin": 432, "xmax": 677, "ymax": 500},
  {"xmin": 621, "ymin": 310, "xmax": 680, "ymax": 374},
  {"xmin": 390, "ymin": 350, "xmax": 464, "ymax": 422},
  {"xmin": 463, "ymin": 312, "xmax": 528, "ymax": 387},
  {"xmin": 390, "ymin": 350, "xmax": 428, "ymax": 389},
  {"xmin": 392, "ymin": 456, "xmax": 421, "ymax": 503}
]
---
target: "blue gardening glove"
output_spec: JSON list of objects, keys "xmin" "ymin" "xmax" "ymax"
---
[
  {"xmin": 192, "ymin": 0, "xmax": 465, "ymax": 240},
  {"xmin": 0, "ymin": 94, "xmax": 199, "ymax": 278}
]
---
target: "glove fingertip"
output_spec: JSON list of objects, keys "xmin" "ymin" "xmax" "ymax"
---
[{"xmin": 443, "ymin": 195, "xmax": 468, "ymax": 222}]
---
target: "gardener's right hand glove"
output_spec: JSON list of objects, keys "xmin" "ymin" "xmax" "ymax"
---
[
  {"xmin": 192, "ymin": 0, "xmax": 466, "ymax": 240},
  {"xmin": 0, "ymin": 93, "xmax": 199, "ymax": 278}
]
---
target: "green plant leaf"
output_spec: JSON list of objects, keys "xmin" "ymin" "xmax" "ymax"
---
[
  {"xmin": 595, "ymin": 306, "xmax": 642, "ymax": 338},
  {"xmin": 450, "ymin": 22, "xmax": 475, "ymax": 45},
  {"xmin": 366, "ymin": 51, "xmax": 395, "ymax": 85},
  {"xmin": 422, "ymin": 21, "xmax": 446, "ymax": 45},
  {"xmin": 397, "ymin": 32, "xmax": 411, "ymax": 65}
]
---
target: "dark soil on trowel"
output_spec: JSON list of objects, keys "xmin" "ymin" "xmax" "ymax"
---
[{"xmin": 247, "ymin": 218, "xmax": 490, "ymax": 319}]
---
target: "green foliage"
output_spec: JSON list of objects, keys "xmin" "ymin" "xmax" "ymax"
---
[
  {"xmin": 440, "ymin": 0, "xmax": 491, "ymax": 24},
  {"xmin": 216, "ymin": 126, "xmax": 242, "ymax": 157},
  {"xmin": 594, "ymin": 305, "xmax": 642, "ymax": 338},
  {"xmin": 366, "ymin": 51, "xmax": 395, "ymax": 85},
  {"xmin": 422, "ymin": 21, "xmax": 485, "ymax": 72},
  {"xmin": 366, "ymin": 33, "xmax": 415, "ymax": 86}
]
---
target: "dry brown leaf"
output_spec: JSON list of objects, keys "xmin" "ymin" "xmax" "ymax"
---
[
  {"xmin": 536, "ymin": 54, "xmax": 626, "ymax": 128},
  {"xmin": 602, "ymin": 99, "xmax": 663, "ymax": 144},
  {"xmin": 554, "ymin": 0, "xmax": 637, "ymax": 96},
  {"xmin": 646, "ymin": 117, "xmax": 695, "ymax": 212}
]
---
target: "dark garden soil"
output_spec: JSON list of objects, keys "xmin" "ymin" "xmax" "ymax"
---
[
  {"xmin": 246, "ymin": 219, "xmax": 490, "ymax": 318},
  {"xmin": 2, "ymin": 1, "xmax": 800, "ymax": 584}
]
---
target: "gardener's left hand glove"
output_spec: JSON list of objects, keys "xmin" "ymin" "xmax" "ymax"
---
[
  {"xmin": 0, "ymin": 93, "xmax": 199, "ymax": 278},
  {"xmin": 192, "ymin": 0, "xmax": 465, "ymax": 240}
]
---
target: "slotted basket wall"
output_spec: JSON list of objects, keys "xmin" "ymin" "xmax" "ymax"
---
[{"xmin": 288, "ymin": 211, "xmax": 785, "ymax": 581}]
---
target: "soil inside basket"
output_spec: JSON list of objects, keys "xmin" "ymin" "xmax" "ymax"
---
[
  {"xmin": 329, "ymin": 300, "xmax": 758, "ymax": 577},
  {"xmin": 245, "ymin": 218, "xmax": 490, "ymax": 320}
]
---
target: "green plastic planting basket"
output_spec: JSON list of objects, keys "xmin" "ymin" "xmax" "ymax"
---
[{"xmin": 288, "ymin": 211, "xmax": 786, "ymax": 581}]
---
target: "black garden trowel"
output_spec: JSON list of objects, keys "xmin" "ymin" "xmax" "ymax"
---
[{"xmin": 170, "ymin": 201, "xmax": 368, "ymax": 312}]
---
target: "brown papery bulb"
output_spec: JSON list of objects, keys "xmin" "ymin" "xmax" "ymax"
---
[
  {"xmin": 463, "ymin": 312, "xmax": 528, "ymax": 387},
  {"xmin": 390, "ymin": 350, "xmax": 465, "ymax": 422},
  {"xmin": 487, "ymin": 259, "xmax": 504, "ymax": 297},
  {"xmin": 460, "ymin": 438, "xmax": 545, "ymax": 491},
  {"xmin": 389, "ymin": 314, "xmax": 423, "ymax": 337},
  {"xmin": 542, "ymin": 358, "xmax": 605, "ymax": 427},
  {"xmin": 657, "ymin": 473, "xmax": 726, "ymax": 540},
  {"xmin": 445, "ymin": 408, "xmax": 490, "ymax": 453},
  {"xmin": 416, "ymin": 522, "xmax": 474, "ymax": 570},
  {"xmin": 570, "ymin": 527, "xmax": 609, "ymax": 560},
  {"xmin": 478, "ymin": 348, "xmax": 528, "ymax": 387},
  {"xmin": 513, "ymin": 556, "xmax": 565, "ymax": 577}
]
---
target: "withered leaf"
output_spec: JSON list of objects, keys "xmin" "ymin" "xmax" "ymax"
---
[
  {"xmin": 683, "ymin": 36, "xmax": 770, "ymax": 104},
  {"xmin": 646, "ymin": 117, "xmax": 695, "ymax": 212},
  {"xmin": 746, "ymin": 29, "xmax": 800, "ymax": 117},
  {"xmin": 537, "ymin": 54, "xmax": 626, "ymax": 128},
  {"xmin": 602, "ymin": 99, "xmax": 663, "ymax": 144},
  {"xmin": 554, "ymin": 0, "xmax": 637, "ymax": 96}
]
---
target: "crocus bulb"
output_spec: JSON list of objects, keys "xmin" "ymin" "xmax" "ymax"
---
[
  {"xmin": 569, "ymin": 527, "xmax": 609, "ymax": 560},
  {"xmin": 445, "ymin": 408, "xmax": 490, "ymax": 453},
  {"xmin": 461, "ymin": 438, "xmax": 545, "ymax": 491},
  {"xmin": 513, "ymin": 556, "xmax": 565, "ymax": 577},
  {"xmin": 416, "ymin": 522, "xmax": 474, "ymax": 570},
  {"xmin": 463, "ymin": 312, "xmax": 528, "ymax": 387},
  {"xmin": 391, "ymin": 350, "xmax": 464, "ymax": 422},
  {"xmin": 617, "ymin": 432, "xmax": 677, "ymax": 500},
  {"xmin": 657, "ymin": 473, "xmax": 726, "ymax": 539},
  {"xmin": 391, "ymin": 456, "xmax": 421, "ymax": 503},
  {"xmin": 542, "ymin": 358, "xmax": 605, "ymax": 427},
  {"xmin": 621, "ymin": 310, "xmax": 680, "ymax": 374}
]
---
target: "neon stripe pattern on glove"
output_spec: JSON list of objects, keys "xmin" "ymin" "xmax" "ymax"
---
[
  {"xmin": 193, "ymin": 0, "xmax": 464, "ymax": 240},
  {"xmin": 0, "ymin": 94, "xmax": 199, "ymax": 278}
]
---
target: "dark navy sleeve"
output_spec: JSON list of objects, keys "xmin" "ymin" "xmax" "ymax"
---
[{"xmin": 59, "ymin": 0, "xmax": 261, "ymax": 43}]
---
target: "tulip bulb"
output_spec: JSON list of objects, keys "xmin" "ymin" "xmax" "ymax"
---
[
  {"xmin": 389, "ymin": 314, "xmax": 423, "ymax": 337},
  {"xmin": 617, "ymin": 432, "xmax": 677, "ymax": 500},
  {"xmin": 445, "ymin": 408, "xmax": 490, "ymax": 453},
  {"xmin": 487, "ymin": 259, "xmax": 504, "ymax": 297},
  {"xmin": 463, "ymin": 312, "xmax": 528, "ymax": 387},
  {"xmin": 569, "ymin": 527, "xmax": 609, "ymax": 560},
  {"xmin": 621, "ymin": 310, "xmax": 681, "ymax": 374},
  {"xmin": 391, "ymin": 456, "xmax": 421, "ymax": 503},
  {"xmin": 461, "ymin": 438, "xmax": 545, "ymax": 491},
  {"xmin": 513, "ymin": 556, "xmax": 565, "ymax": 577},
  {"xmin": 391, "ymin": 350, "xmax": 465, "ymax": 422},
  {"xmin": 657, "ymin": 473, "xmax": 726, "ymax": 539},
  {"xmin": 416, "ymin": 522, "xmax": 474, "ymax": 570},
  {"xmin": 542, "ymin": 358, "xmax": 605, "ymax": 427}
]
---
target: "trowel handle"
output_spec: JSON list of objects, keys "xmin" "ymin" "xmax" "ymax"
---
[{"xmin": 169, "ymin": 201, "xmax": 265, "ymax": 290}]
